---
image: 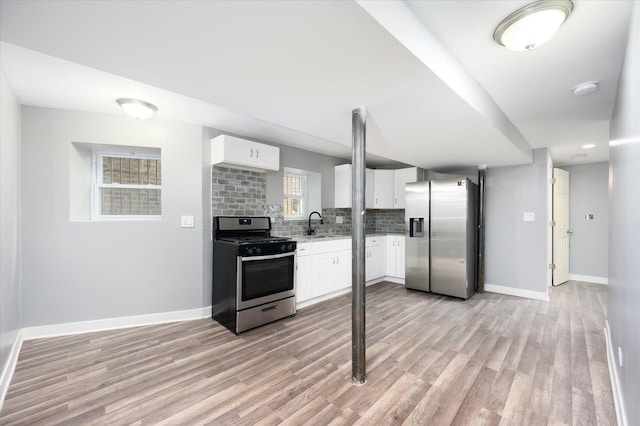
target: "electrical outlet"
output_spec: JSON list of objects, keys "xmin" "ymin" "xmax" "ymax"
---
[
  {"xmin": 618, "ymin": 347, "xmax": 623, "ymax": 367},
  {"xmin": 336, "ymin": 216, "xmax": 344, "ymax": 224}
]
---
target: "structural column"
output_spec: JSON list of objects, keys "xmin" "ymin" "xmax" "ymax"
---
[
  {"xmin": 351, "ymin": 107, "xmax": 366, "ymax": 385},
  {"xmin": 477, "ymin": 166, "xmax": 486, "ymax": 293}
]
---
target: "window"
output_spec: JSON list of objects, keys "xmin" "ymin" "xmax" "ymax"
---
[
  {"xmin": 92, "ymin": 151, "xmax": 161, "ymax": 219},
  {"xmin": 283, "ymin": 172, "xmax": 306, "ymax": 219}
]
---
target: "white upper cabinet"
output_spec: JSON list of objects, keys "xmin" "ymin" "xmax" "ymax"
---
[
  {"xmin": 211, "ymin": 135, "xmax": 279, "ymax": 172},
  {"xmin": 335, "ymin": 165, "xmax": 420, "ymax": 209},
  {"xmin": 334, "ymin": 164, "xmax": 374, "ymax": 208},
  {"xmin": 373, "ymin": 169, "xmax": 394, "ymax": 209},
  {"xmin": 393, "ymin": 167, "xmax": 420, "ymax": 209},
  {"xmin": 334, "ymin": 164, "xmax": 351, "ymax": 208}
]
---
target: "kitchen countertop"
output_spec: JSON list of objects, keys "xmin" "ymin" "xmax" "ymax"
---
[{"xmin": 294, "ymin": 232, "xmax": 403, "ymax": 243}]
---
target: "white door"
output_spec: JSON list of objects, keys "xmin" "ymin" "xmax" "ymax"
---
[{"xmin": 553, "ymin": 168, "xmax": 570, "ymax": 285}]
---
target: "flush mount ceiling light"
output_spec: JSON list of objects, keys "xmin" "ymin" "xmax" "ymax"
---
[
  {"xmin": 582, "ymin": 143, "xmax": 596, "ymax": 149},
  {"xmin": 573, "ymin": 81, "xmax": 599, "ymax": 96},
  {"xmin": 493, "ymin": 0, "xmax": 574, "ymax": 51},
  {"xmin": 116, "ymin": 98, "xmax": 158, "ymax": 120}
]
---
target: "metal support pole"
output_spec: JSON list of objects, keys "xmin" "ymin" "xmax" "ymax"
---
[
  {"xmin": 351, "ymin": 106, "xmax": 366, "ymax": 385},
  {"xmin": 477, "ymin": 167, "xmax": 486, "ymax": 293}
]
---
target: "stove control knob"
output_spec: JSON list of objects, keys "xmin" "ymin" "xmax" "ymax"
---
[
  {"xmin": 246, "ymin": 247, "xmax": 254, "ymax": 255},
  {"xmin": 280, "ymin": 244, "xmax": 286, "ymax": 252},
  {"xmin": 256, "ymin": 247, "xmax": 261, "ymax": 254},
  {"xmin": 288, "ymin": 244, "xmax": 294, "ymax": 251}
]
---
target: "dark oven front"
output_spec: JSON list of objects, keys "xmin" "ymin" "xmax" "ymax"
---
[{"xmin": 237, "ymin": 251, "xmax": 296, "ymax": 310}]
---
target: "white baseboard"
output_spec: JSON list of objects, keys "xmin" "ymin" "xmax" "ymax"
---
[
  {"xmin": 0, "ymin": 329, "xmax": 24, "ymax": 413},
  {"xmin": 484, "ymin": 283, "xmax": 550, "ymax": 301},
  {"xmin": 383, "ymin": 276, "xmax": 405, "ymax": 285},
  {"xmin": 569, "ymin": 274, "xmax": 608, "ymax": 285},
  {"xmin": 22, "ymin": 306, "xmax": 212, "ymax": 341},
  {"xmin": 604, "ymin": 321, "xmax": 627, "ymax": 426}
]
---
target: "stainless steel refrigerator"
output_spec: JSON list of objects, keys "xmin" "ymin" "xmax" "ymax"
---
[{"xmin": 405, "ymin": 178, "xmax": 478, "ymax": 299}]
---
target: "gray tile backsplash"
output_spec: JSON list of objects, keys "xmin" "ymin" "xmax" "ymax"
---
[
  {"xmin": 212, "ymin": 166, "xmax": 266, "ymax": 217},
  {"xmin": 212, "ymin": 166, "xmax": 405, "ymax": 237}
]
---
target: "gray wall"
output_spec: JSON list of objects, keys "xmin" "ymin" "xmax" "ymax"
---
[
  {"xmin": 201, "ymin": 127, "xmax": 219, "ymax": 313},
  {"xmin": 608, "ymin": 3, "xmax": 639, "ymax": 423},
  {"xmin": 21, "ymin": 107, "xmax": 205, "ymax": 326},
  {"xmin": 485, "ymin": 148, "xmax": 550, "ymax": 295},
  {"xmin": 0, "ymin": 70, "xmax": 21, "ymax": 389},
  {"xmin": 265, "ymin": 143, "xmax": 347, "ymax": 208},
  {"xmin": 561, "ymin": 162, "xmax": 608, "ymax": 279}
]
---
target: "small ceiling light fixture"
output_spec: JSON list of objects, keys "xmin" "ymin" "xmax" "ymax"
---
[
  {"xmin": 570, "ymin": 153, "xmax": 588, "ymax": 160},
  {"xmin": 582, "ymin": 143, "xmax": 595, "ymax": 149},
  {"xmin": 493, "ymin": 0, "xmax": 574, "ymax": 52},
  {"xmin": 573, "ymin": 81, "xmax": 599, "ymax": 96},
  {"xmin": 116, "ymin": 98, "xmax": 158, "ymax": 120}
]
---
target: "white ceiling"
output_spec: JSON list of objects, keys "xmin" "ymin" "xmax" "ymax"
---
[{"xmin": 0, "ymin": 0, "xmax": 633, "ymax": 169}]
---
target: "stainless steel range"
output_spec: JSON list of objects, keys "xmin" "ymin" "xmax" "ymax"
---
[{"xmin": 212, "ymin": 216, "xmax": 297, "ymax": 334}]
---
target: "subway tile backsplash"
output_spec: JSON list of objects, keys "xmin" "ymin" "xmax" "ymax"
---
[{"xmin": 212, "ymin": 166, "xmax": 405, "ymax": 237}]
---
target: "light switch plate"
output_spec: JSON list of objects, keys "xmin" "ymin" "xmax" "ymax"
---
[
  {"xmin": 181, "ymin": 215, "xmax": 195, "ymax": 228},
  {"xmin": 523, "ymin": 212, "xmax": 535, "ymax": 222}
]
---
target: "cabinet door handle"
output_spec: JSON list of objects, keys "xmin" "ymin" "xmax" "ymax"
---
[
  {"xmin": 336, "ymin": 257, "xmax": 339, "ymax": 264},
  {"xmin": 256, "ymin": 149, "xmax": 259, "ymax": 158},
  {"xmin": 250, "ymin": 148, "xmax": 254, "ymax": 158}
]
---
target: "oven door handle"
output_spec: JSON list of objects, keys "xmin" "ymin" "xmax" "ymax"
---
[{"xmin": 240, "ymin": 251, "xmax": 295, "ymax": 262}]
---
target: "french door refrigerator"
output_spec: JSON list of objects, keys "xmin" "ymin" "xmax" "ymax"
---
[{"xmin": 405, "ymin": 178, "xmax": 478, "ymax": 299}]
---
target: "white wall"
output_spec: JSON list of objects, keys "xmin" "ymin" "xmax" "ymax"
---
[
  {"xmin": 21, "ymin": 107, "xmax": 205, "ymax": 326},
  {"xmin": 0, "ymin": 69, "xmax": 22, "ymax": 401},
  {"xmin": 484, "ymin": 148, "xmax": 550, "ymax": 299},
  {"xmin": 608, "ymin": 3, "xmax": 640, "ymax": 424},
  {"xmin": 561, "ymin": 162, "xmax": 608, "ymax": 280}
]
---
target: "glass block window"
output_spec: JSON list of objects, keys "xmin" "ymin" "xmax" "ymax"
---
[
  {"xmin": 283, "ymin": 173, "xmax": 306, "ymax": 219},
  {"xmin": 92, "ymin": 152, "xmax": 161, "ymax": 219}
]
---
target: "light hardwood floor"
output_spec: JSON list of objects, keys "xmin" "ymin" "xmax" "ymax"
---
[{"xmin": 1, "ymin": 281, "xmax": 615, "ymax": 425}]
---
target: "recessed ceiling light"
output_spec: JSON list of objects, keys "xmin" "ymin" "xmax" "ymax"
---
[
  {"xmin": 570, "ymin": 153, "xmax": 588, "ymax": 160},
  {"xmin": 116, "ymin": 98, "xmax": 158, "ymax": 120},
  {"xmin": 573, "ymin": 81, "xmax": 599, "ymax": 96},
  {"xmin": 582, "ymin": 143, "xmax": 595, "ymax": 149},
  {"xmin": 493, "ymin": 0, "xmax": 574, "ymax": 52}
]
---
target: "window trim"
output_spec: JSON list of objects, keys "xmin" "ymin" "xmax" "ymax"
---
[
  {"xmin": 283, "ymin": 172, "xmax": 307, "ymax": 220},
  {"xmin": 91, "ymin": 151, "xmax": 162, "ymax": 221}
]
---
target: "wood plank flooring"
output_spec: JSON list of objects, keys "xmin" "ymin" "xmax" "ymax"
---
[{"xmin": 1, "ymin": 281, "xmax": 615, "ymax": 425}]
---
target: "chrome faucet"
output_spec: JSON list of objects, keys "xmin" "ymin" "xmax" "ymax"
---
[{"xmin": 307, "ymin": 211, "xmax": 323, "ymax": 235}]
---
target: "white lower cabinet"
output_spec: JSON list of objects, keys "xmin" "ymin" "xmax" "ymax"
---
[
  {"xmin": 295, "ymin": 244, "xmax": 314, "ymax": 303},
  {"xmin": 365, "ymin": 237, "xmax": 384, "ymax": 282},
  {"xmin": 297, "ymin": 235, "xmax": 404, "ymax": 307},
  {"xmin": 386, "ymin": 235, "xmax": 406, "ymax": 279},
  {"xmin": 312, "ymin": 249, "xmax": 351, "ymax": 296}
]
